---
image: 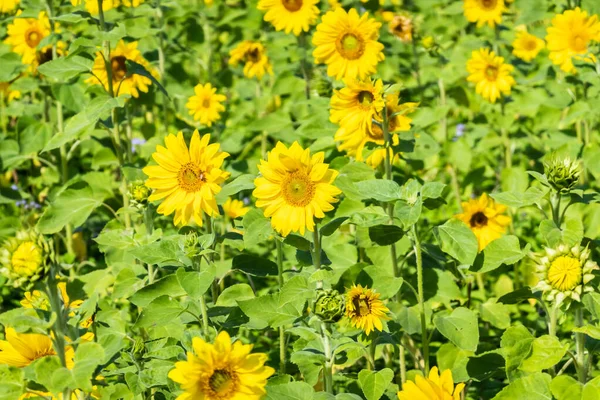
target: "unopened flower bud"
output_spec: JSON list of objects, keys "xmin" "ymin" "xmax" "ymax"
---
[
  {"xmin": 544, "ymin": 155, "xmax": 581, "ymax": 193},
  {"xmin": 314, "ymin": 289, "xmax": 345, "ymax": 323}
]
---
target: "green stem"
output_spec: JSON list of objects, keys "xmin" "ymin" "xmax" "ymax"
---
[
  {"xmin": 399, "ymin": 345, "xmax": 407, "ymax": 385},
  {"xmin": 411, "ymin": 35, "xmax": 423, "ymax": 99},
  {"xmin": 312, "ymin": 225, "xmax": 322, "ymax": 289},
  {"xmin": 0, "ymin": 91, "xmax": 6, "ymax": 135},
  {"xmin": 298, "ymin": 33, "xmax": 311, "ymax": 100},
  {"xmin": 438, "ymin": 78, "xmax": 447, "ymax": 141},
  {"xmin": 276, "ymin": 240, "xmax": 286, "ymax": 375},
  {"xmin": 411, "ymin": 224, "xmax": 429, "ymax": 373},
  {"xmin": 321, "ymin": 322, "xmax": 333, "ymax": 393},
  {"xmin": 575, "ymin": 308, "xmax": 587, "ymax": 383},
  {"xmin": 205, "ymin": 214, "xmax": 219, "ymax": 300},
  {"xmin": 199, "ymin": 295, "xmax": 210, "ymax": 339},
  {"xmin": 548, "ymin": 303, "xmax": 558, "ymax": 337},
  {"xmin": 155, "ymin": 0, "xmax": 169, "ymax": 133},
  {"xmin": 144, "ymin": 206, "xmax": 155, "ymax": 283}
]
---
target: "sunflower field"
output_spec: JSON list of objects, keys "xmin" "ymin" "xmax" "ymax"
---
[{"xmin": 5, "ymin": 0, "xmax": 600, "ymax": 399}]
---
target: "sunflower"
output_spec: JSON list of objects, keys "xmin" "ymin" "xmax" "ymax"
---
[
  {"xmin": 168, "ymin": 331, "xmax": 274, "ymax": 400},
  {"xmin": 466, "ymin": 48, "xmax": 515, "ymax": 103},
  {"xmin": 0, "ymin": 231, "xmax": 51, "ymax": 289},
  {"xmin": 463, "ymin": 0, "xmax": 507, "ymax": 28},
  {"xmin": 534, "ymin": 244, "xmax": 598, "ymax": 307},
  {"xmin": 345, "ymin": 284, "xmax": 390, "ymax": 335},
  {"xmin": 512, "ymin": 28, "xmax": 545, "ymax": 62},
  {"xmin": 455, "ymin": 193, "xmax": 511, "ymax": 252},
  {"xmin": 0, "ymin": 327, "xmax": 76, "ymax": 369},
  {"xmin": 313, "ymin": 8, "xmax": 385, "ymax": 80},
  {"xmin": 397, "ymin": 366, "xmax": 465, "ymax": 400},
  {"xmin": 253, "ymin": 141, "xmax": 342, "ymax": 237},
  {"xmin": 330, "ymin": 78, "xmax": 385, "ymax": 135},
  {"xmin": 0, "ymin": 81, "xmax": 21, "ymax": 104},
  {"xmin": 143, "ymin": 131, "xmax": 230, "ymax": 227},
  {"xmin": 257, "ymin": 0, "xmax": 320, "ymax": 36},
  {"xmin": 389, "ymin": 15, "xmax": 413, "ymax": 43},
  {"xmin": 86, "ymin": 40, "xmax": 159, "ymax": 98},
  {"xmin": 223, "ymin": 198, "xmax": 250, "ymax": 219},
  {"xmin": 186, "ymin": 83, "xmax": 227, "ymax": 127},
  {"xmin": 228, "ymin": 41, "xmax": 273, "ymax": 80},
  {"xmin": 71, "ymin": 0, "xmax": 119, "ymax": 14},
  {"xmin": 122, "ymin": 0, "xmax": 144, "ymax": 6},
  {"xmin": 21, "ymin": 283, "xmax": 92, "ymax": 328},
  {"xmin": 546, "ymin": 7, "xmax": 600, "ymax": 73},
  {"xmin": 0, "ymin": 0, "xmax": 19, "ymax": 13},
  {"xmin": 4, "ymin": 11, "xmax": 51, "ymax": 66}
]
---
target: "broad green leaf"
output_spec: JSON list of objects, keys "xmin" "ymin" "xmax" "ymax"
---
[
  {"xmin": 368, "ymin": 224, "xmax": 403, "ymax": 246},
  {"xmin": 356, "ymin": 265, "xmax": 403, "ymax": 300},
  {"xmin": 583, "ymin": 293, "xmax": 600, "ymax": 320},
  {"xmin": 480, "ymin": 301, "xmax": 511, "ymax": 329},
  {"xmin": 435, "ymin": 219, "xmax": 478, "ymax": 265},
  {"xmin": 36, "ymin": 55, "xmax": 94, "ymax": 81},
  {"xmin": 572, "ymin": 325, "xmax": 600, "ymax": 340},
  {"xmin": 232, "ymin": 254, "xmax": 278, "ymax": 276},
  {"xmin": 71, "ymin": 342, "xmax": 105, "ymax": 390},
  {"xmin": 477, "ymin": 235, "xmax": 530, "ymax": 273},
  {"xmin": 501, "ymin": 325, "xmax": 534, "ymax": 381},
  {"xmin": 130, "ymin": 275, "xmax": 186, "ymax": 307},
  {"xmin": 134, "ymin": 295, "xmax": 184, "ymax": 328},
  {"xmin": 354, "ymin": 179, "xmax": 402, "ymax": 202},
  {"xmin": 466, "ymin": 351, "xmax": 505, "ymax": 382},
  {"xmin": 320, "ymin": 217, "xmax": 349, "ymax": 236},
  {"xmin": 551, "ymin": 375, "xmax": 583, "ymax": 400},
  {"xmin": 393, "ymin": 198, "xmax": 422, "ymax": 229},
  {"xmin": 492, "ymin": 372, "xmax": 552, "ymax": 400},
  {"xmin": 176, "ymin": 265, "xmax": 216, "ymax": 300},
  {"xmin": 242, "ymin": 209, "xmax": 274, "ymax": 248},
  {"xmin": 433, "ymin": 307, "xmax": 479, "ymax": 351},
  {"xmin": 520, "ymin": 335, "xmax": 568, "ymax": 372},
  {"xmin": 358, "ymin": 368, "xmax": 394, "ymax": 400},
  {"xmin": 129, "ymin": 236, "xmax": 187, "ymax": 266},
  {"xmin": 0, "ymin": 365, "xmax": 23, "ymax": 400},
  {"xmin": 491, "ymin": 186, "xmax": 549, "ymax": 208},
  {"xmin": 265, "ymin": 381, "xmax": 315, "ymax": 400},
  {"xmin": 437, "ymin": 343, "xmax": 472, "ymax": 383},
  {"xmin": 238, "ymin": 293, "xmax": 304, "ymax": 328},
  {"xmin": 216, "ymin": 174, "xmax": 255, "ymax": 203},
  {"xmin": 216, "ymin": 284, "xmax": 255, "ymax": 307},
  {"xmin": 125, "ymin": 60, "xmax": 169, "ymax": 98}
]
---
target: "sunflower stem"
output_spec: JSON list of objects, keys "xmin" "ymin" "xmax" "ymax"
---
[
  {"xmin": 276, "ymin": 239, "xmax": 286, "ymax": 375},
  {"xmin": 298, "ymin": 33, "xmax": 311, "ymax": 100},
  {"xmin": 321, "ymin": 322, "xmax": 334, "ymax": 393},
  {"xmin": 155, "ymin": 0, "xmax": 169, "ymax": 133},
  {"xmin": 399, "ymin": 345, "xmax": 407, "ymax": 385},
  {"xmin": 411, "ymin": 224, "xmax": 429, "ymax": 373},
  {"xmin": 144, "ymin": 205, "xmax": 155, "ymax": 284},
  {"xmin": 411, "ymin": 35, "xmax": 423, "ymax": 99},
  {"xmin": 575, "ymin": 308, "xmax": 587, "ymax": 383},
  {"xmin": 312, "ymin": 225, "xmax": 323, "ymax": 289}
]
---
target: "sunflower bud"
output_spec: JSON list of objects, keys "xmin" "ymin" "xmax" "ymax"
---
[
  {"xmin": 129, "ymin": 180, "xmax": 151, "ymax": 207},
  {"xmin": 544, "ymin": 155, "xmax": 581, "ymax": 193},
  {"xmin": 0, "ymin": 230, "xmax": 53, "ymax": 290},
  {"xmin": 314, "ymin": 289, "xmax": 345, "ymax": 323},
  {"xmin": 133, "ymin": 337, "xmax": 146, "ymax": 360}
]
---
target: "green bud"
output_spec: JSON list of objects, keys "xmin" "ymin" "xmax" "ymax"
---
[
  {"xmin": 544, "ymin": 155, "xmax": 581, "ymax": 193},
  {"xmin": 0, "ymin": 230, "xmax": 53, "ymax": 290},
  {"xmin": 133, "ymin": 337, "xmax": 146, "ymax": 359},
  {"xmin": 129, "ymin": 180, "xmax": 151, "ymax": 207},
  {"xmin": 314, "ymin": 289, "xmax": 345, "ymax": 323}
]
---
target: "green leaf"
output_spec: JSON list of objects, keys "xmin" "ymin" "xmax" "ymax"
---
[
  {"xmin": 466, "ymin": 351, "xmax": 505, "ymax": 382},
  {"xmin": 393, "ymin": 198, "xmax": 422, "ymax": 229},
  {"xmin": 265, "ymin": 381, "xmax": 315, "ymax": 400},
  {"xmin": 238, "ymin": 293, "xmax": 304, "ymax": 328},
  {"xmin": 216, "ymin": 284, "xmax": 255, "ymax": 307},
  {"xmin": 492, "ymin": 372, "xmax": 552, "ymax": 400},
  {"xmin": 354, "ymin": 179, "xmax": 402, "ymax": 202},
  {"xmin": 433, "ymin": 307, "xmax": 479, "ymax": 351},
  {"xmin": 358, "ymin": 368, "xmax": 394, "ymax": 400},
  {"xmin": 480, "ymin": 301, "xmax": 511, "ymax": 329},
  {"xmin": 477, "ymin": 235, "xmax": 530, "ymax": 273},
  {"xmin": 36, "ymin": 55, "xmax": 94, "ymax": 81},
  {"xmin": 520, "ymin": 335, "xmax": 568, "ymax": 372},
  {"xmin": 242, "ymin": 209, "xmax": 274, "ymax": 248},
  {"xmin": 232, "ymin": 254, "xmax": 278, "ymax": 276},
  {"xmin": 283, "ymin": 235, "xmax": 311, "ymax": 251},
  {"xmin": 572, "ymin": 325, "xmax": 600, "ymax": 340},
  {"xmin": 71, "ymin": 342, "xmax": 105, "ymax": 390},
  {"xmin": 125, "ymin": 60, "xmax": 169, "ymax": 98},
  {"xmin": 435, "ymin": 219, "xmax": 479, "ymax": 265},
  {"xmin": 0, "ymin": 365, "xmax": 24, "ymax": 400},
  {"xmin": 583, "ymin": 293, "xmax": 600, "ymax": 320},
  {"xmin": 551, "ymin": 375, "xmax": 583, "ymax": 400},
  {"xmin": 501, "ymin": 325, "xmax": 535, "ymax": 381},
  {"xmin": 134, "ymin": 295, "xmax": 184, "ymax": 328},
  {"xmin": 129, "ymin": 236, "xmax": 187, "ymax": 266},
  {"xmin": 216, "ymin": 174, "xmax": 255, "ymax": 203},
  {"xmin": 130, "ymin": 275, "xmax": 186, "ymax": 307},
  {"xmin": 356, "ymin": 265, "xmax": 403, "ymax": 300},
  {"xmin": 176, "ymin": 265, "xmax": 216, "ymax": 300},
  {"xmin": 490, "ymin": 186, "xmax": 549, "ymax": 208},
  {"xmin": 368, "ymin": 225, "xmax": 403, "ymax": 246},
  {"xmin": 320, "ymin": 217, "xmax": 349, "ymax": 237}
]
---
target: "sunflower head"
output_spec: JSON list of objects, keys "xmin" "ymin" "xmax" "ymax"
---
[
  {"xmin": 228, "ymin": 41, "xmax": 273, "ymax": 79},
  {"xmin": 222, "ymin": 198, "xmax": 250, "ymax": 220},
  {"xmin": 186, "ymin": 83, "xmax": 227, "ymax": 127},
  {"xmin": 512, "ymin": 29, "xmax": 545, "ymax": 62},
  {"xmin": 0, "ymin": 230, "xmax": 52, "ymax": 289},
  {"xmin": 466, "ymin": 48, "xmax": 515, "ymax": 103},
  {"xmin": 3, "ymin": 11, "xmax": 51, "ymax": 66},
  {"xmin": 0, "ymin": 0, "xmax": 20, "ymax": 13},
  {"xmin": 455, "ymin": 193, "xmax": 511, "ymax": 252},
  {"xmin": 129, "ymin": 180, "xmax": 151, "ymax": 207},
  {"xmin": 544, "ymin": 154, "xmax": 581, "ymax": 193},
  {"xmin": 535, "ymin": 244, "xmax": 598, "ymax": 307},
  {"xmin": 463, "ymin": 0, "xmax": 507, "ymax": 28},
  {"xmin": 345, "ymin": 284, "xmax": 390, "ymax": 335},
  {"xmin": 398, "ymin": 366, "xmax": 465, "ymax": 400},
  {"xmin": 314, "ymin": 289, "xmax": 346, "ymax": 322},
  {"xmin": 257, "ymin": 0, "xmax": 320, "ymax": 36},
  {"xmin": 329, "ymin": 78, "xmax": 385, "ymax": 134},
  {"xmin": 389, "ymin": 15, "xmax": 413, "ymax": 43}
]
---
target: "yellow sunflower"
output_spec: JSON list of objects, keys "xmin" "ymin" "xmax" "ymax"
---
[
  {"xmin": 186, "ymin": 83, "xmax": 227, "ymax": 127},
  {"xmin": 0, "ymin": 0, "xmax": 19, "ymax": 13},
  {"xmin": 4, "ymin": 11, "xmax": 51, "ymax": 66},
  {"xmin": 455, "ymin": 193, "xmax": 511, "ymax": 252},
  {"xmin": 389, "ymin": 15, "xmax": 413, "ymax": 43},
  {"xmin": 86, "ymin": 40, "xmax": 159, "ymax": 98},
  {"xmin": 397, "ymin": 366, "xmax": 465, "ymax": 400},
  {"xmin": 312, "ymin": 8, "xmax": 385, "ymax": 80},
  {"xmin": 512, "ymin": 28, "xmax": 545, "ymax": 62},
  {"xmin": 330, "ymin": 78, "xmax": 385, "ymax": 136},
  {"xmin": 143, "ymin": 131, "xmax": 230, "ymax": 227},
  {"xmin": 0, "ymin": 231, "xmax": 50, "ymax": 289},
  {"xmin": 122, "ymin": 0, "xmax": 144, "ymax": 6},
  {"xmin": 21, "ymin": 283, "xmax": 92, "ymax": 328},
  {"xmin": 0, "ymin": 81, "xmax": 21, "ymax": 104},
  {"xmin": 71, "ymin": 0, "xmax": 119, "ymax": 14},
  {"xmin": 228, "ymin": 41, "xmax": 273, "ymax": 80},
  {"xmin": 345, "ymin": 284, "xmax": 390, "ymax": 335},
  {"xmin": 168, "ymin": 331, "xmax": 275, "ymax": 400},
  {"xmin": 253, "ymin": 141, "xmax": 342, "ymax": 237},
  {"xmin": 546, "ymin": 7, "xmax": 600, "ymax": 73},
  {"xmin": 257, "ymin": 0, "xmax": 320, "ymax": 36},
  {"xmin": 463, "ymin": 0, "xmax": 507, "ymax": 28},
  {"xmin": 223, "ymin": 198, "xmax": 250, "ymax": 219},
  {"xmin": 0, "ymin": 327, "xmax": 75, "ymax": 369},
  {"xmin": 466, "ymin": 48, "xmax": 515, "ymax": 103}
]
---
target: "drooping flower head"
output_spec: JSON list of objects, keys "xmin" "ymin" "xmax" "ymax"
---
[
  {"xmin": 345, "ymin": 284, "xmax": 390, "ymax": 335},
  {"xmin": 0, "ymin": 0, "xmax": 19, "ymax": 13},
  {"xmin": 534, "ymin": 244, "xmax": 598, "ymax": 307},
  {"xmin": 86, "ymin": 40, "xmax": 159, "ymax": 98},
  {"xmin": 4, "ymin": 11, "xmax": 51, "ymax": 66},
  {"xmin": 455, "ymin": 193, "xmax": 511, "ymax": 252},
  {"xmin": 186, "ymin": 83, "xmax": 227, "ymax": 127},
  {"xmin": 312, "ymin": 8, "xmax": 385, "ymax": 80},
  {"xmin": 463, "ymin": 0, "xmax": 507, "ymax": 28},
  {"xmin": 546, "ymin": 7, "xmax": 600, "ymax": 73},
  {"xmin": 228, "ymin": 41, "xmax": 273, "ymax": 80},
  {"xmin": 397, "ymin": 366, "xmax": 465, "ymax": 400},
  {"xmin": 143, "ymin": 131, "xmax": 230, "ymax": 226},
  {"xmin": 222, "ymin": 198, "xmax": 250, "ymax": 219},
  {"xmin": 512, "ymin": 28, "xmax": 545, "ymax": 62},
  {"xmin": 257, "ymin": 0, "xmax": 320, "ymax": 36},
  {"xmin": 253, "ymin": 142, "xmax": 341, "ymax": 237},
  {"xmin": 168, "ymin": 331, "xmax": 275, "ymax": 400},
  {"xmin": 0, "ymin": 230, "xmax": 51, "ymax": 289},
  {"xmin": 466, "ymin": 48, "xmax": 515, "ymax": 103},
  {"xmin": 329, "ymin": 78, "xmax": 385, "ymax": 135}
]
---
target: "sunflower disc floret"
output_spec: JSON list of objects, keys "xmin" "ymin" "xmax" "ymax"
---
[{"xmin": 0, "ymin": 230, "xmax": 52, "ymax": 289}]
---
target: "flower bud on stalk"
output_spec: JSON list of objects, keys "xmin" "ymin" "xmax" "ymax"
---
[
  {"xmin": 544, "ymin": 155, "xmax": 581, "ymax": 193},
  {"xmin": 314, "ymin": 289, "xmax": 345, "ymax": 323},
  {"xmin": 0, "ymin": 230, "xmax": 53, "ymax": 290},
  {"xmin": 129, "ymin": 180, "xmax": 151, "ymax": 208}
]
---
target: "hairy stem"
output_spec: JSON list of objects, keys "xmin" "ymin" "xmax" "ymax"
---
[{"xmin": 412, "ymin": 224, "xmax": 429, "ymax": 373}]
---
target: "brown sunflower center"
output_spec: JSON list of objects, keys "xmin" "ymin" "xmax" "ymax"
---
[
  {"xmin": 282, "ymin": 0, "xmax": 303, "ymax": 12},
  {"xmin": 25, "ymin": 28, "xmax": 43, "ymax": 48},
  {"xmin": 111, "ymin": 55, "xmax": 128, "ymax": 82},
  {"xmin": 479, "ymin": 0, "xmax": 497, "ymax": 10},
  {"xmin": 245, "ymin": 48, "xmax": 261, "ymax": 63},
  {"xmin": 202, "ymin": 97, "xmax": 212, "ymax": 108},
  {"xmin": 469, "ymin": 211, "xmax": 488, "ymax": 228},
  {"xmin": 208, "ymin": 369, "xmax": 235, "ymax": 395},
  {"xmin": 484, "ymin": 65, "xmax": 499, "ymax": 80},
  {"xmin": 357, "ymin": 91, "xmax": 374, "ymax": 106},
  {"xmin": 336, "ymin": 33, "xmax": 365, "ymax": 60},
  {"xmin": 178, "ymin": 162, "xmax": 206, "ymax": 192},
  {"xmin": 352, "ymin": 295, "xmax": 371, "ymax": 316},
  {"xmin": 282, "ymin": 171, "xmax": 315, "ymax": 207}
]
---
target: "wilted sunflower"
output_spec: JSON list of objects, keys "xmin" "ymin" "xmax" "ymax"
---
[
  {"xmin": 512, "ymin": 28, "xmax": 545, "ymax": 62},
  {"xmin": 229, "ymin": 41, "xmax": 273, "ymax": 80},
  {"xmin": 222, "ymin": 198, "xmax": 249, "ymax": 219},
  {"xmin": 0, "ymin": 231, "xmax": 51, "ymax": 289},
  {"xmin": 0, "ymin": 81, "xmax": 21, "ymax": 104},
  {"xmin": 71, "ymin": 0, "xmax": 118, "ymax": 14},
  {"xmin": 143, "ymin": 131, "xmax": 230, "ymax": 227},
  {"xmin": 86, "ymin": 40, "xmax": 159, "ymax": 98},
  {"xmin": 253, "ymin": 141, "xmax": 341, "ymax": 237},
  {"xmin": 313, "ymin": 8, "xmax": 385, "ymax": 80},
  {"xmin": 345, "ymin": 284, "xmax": 390, "ymax": 335},
  {"xmin": 257, "ymin": 0, "xmax": 320, "ymax": 36},
  {"xmin": 4, "ymin": 11, "xmax": 51, "ymax": 66},
  {"xmin": 546, "ymin": 7, "xmax": 600, "ymax": 73},
  {"xmin": 455, "ymin": 193, "xmax": 511, "ymax": 252},
  {"xmin": 389, "ymin": 15, "xmax": 413, "ymax": 43},
  {"xmin": 168, "ymin": 331, "xmax": 274, "ymax": 400},
  {"xmin": 397, "ymin": 366, "xmax": 465, "ymax": 400},
  {"xmin": 186, "ymin": 83, "xmax": 227, "ymax": 127},
  {"xmin": 330, "ymin": 78, "xmax": 385, "ymax": 136},
  {"xmin": 0, "ymin": 328, "xmax": 76, "ymax": 369},
  {"xmin": 463, "ymin": 0, "xmax": 507, "ymax": 28},
  {"xmin": 534, "ymin": 244, "xmax": 598, "ymax": 307},
  {"xmin": 0, "ymin": 0, "xmax": 19, "ymax": 13},
  {"xmin": 466, "ymin": 48, "xmax": 515, "ymax": 103}
]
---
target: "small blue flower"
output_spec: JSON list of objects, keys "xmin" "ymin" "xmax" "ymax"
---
[
  {"xmin": 131, "ymin": 138, "xmax": 147, "ymax": 153},
  {"xmin": 452, "ymin": 124, "xmax": 466, "ymax": 142},
  {"xmin": 10, "ymin": 184, "xmax": 18, "ymax": 191}
]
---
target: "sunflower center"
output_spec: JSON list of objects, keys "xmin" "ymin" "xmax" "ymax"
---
[
  {"xmin": 202, "ymin": 97, "xmax": 212, "ymax": 108},
  {"xmin": 484, "ymin": 65, "xmax": 499, "ymax": 80},
  {"xmin": 571, "ymin": 35, "xmax": 587, "ymax": 53},
  {"xmin": 548, "ymin": 256, "xmax": 582, "ymax": 292},
  {"xmin": 352, "ymin": 295, "xmax": 371, "ymax": 316},
  {"xmin": 11, "ymin": 241, "xmax": 43, "ymax": 277},
  {"xmin": 336, "ymin": 33, "xmax": 365, "ymax": 60},
  {"xmin": 208, "ymin": 369, "xmax": 235, "ymax": 395},
  {"xmin": 111, "ymin": 55, "xmax": 128, "ymax": 82},
  {"xmin": 282, "ymin": 0, "xmax": 303, "ymax": 12},
  {"xmin": 357, "ymin": 91, "xmax": 374, "ymax": 106},
  {"xmin": 25, "ymin": 28, "xmax": 43, "ymax": 48},
  {"xmin": 524, "ymin": 38, "xmax": 538, "ymax": 51},
  {"xmin": 245, "ymin": 48, "xmax": 261, "ymax": 63},
  {"xmin": 282, "ymin": 171, "xmax": 315, "ymax": 207},
  {"xmin": 479, "ymin": 0, "xmax": 497, "ymax": 10},
  {"xmin": 177, "ymin": 162, "xmax": 206, "ymax": 192},
  {"xmin": 469, "ymin": 211, "xmax": 488, "ymax": 228}
]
